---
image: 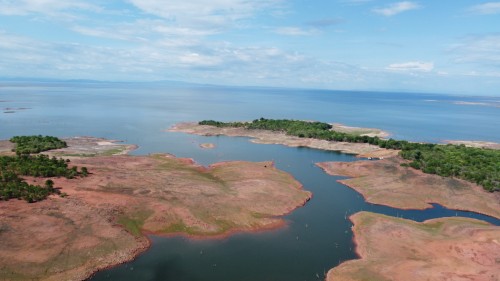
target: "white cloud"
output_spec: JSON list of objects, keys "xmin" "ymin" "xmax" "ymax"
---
[
  {"xmin": 386, "ymin": 61, "xmax": 434, "ymax": 72},
  {"xmin": 72, "ymin": 19, "xmax": 216, "ymax": 43},
  {"xmin": 373, "ymin": 1, "xmax": 420, "ymax": 16},
  {"xmin": 273, "ymin": 27, "xmax": 316, "ymax": 36},
  {"xmin": 0, "ymin": 0, "xmax": 98, "ymax": 17},
  {"xmin": 451, "ymin": 34, "xmax": 500, "ymax": 66},
  {"xmin": 178, "ymin": 53, "xmax": 222, "ymax": 67},
  {"xmin": 468, "ymin": 2, "xmax": 500, "ymax": 15},
  {"xmin": 128, "ymin": 0, "xmax": 282, "ymax": 28}
]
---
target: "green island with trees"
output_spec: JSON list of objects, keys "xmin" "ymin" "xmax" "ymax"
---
[
  {"xmin": 199, "ymin": 118, "xmax": 499, "ymax": 192},
  {"xmin": 1, "ymin": 136, "xmax": 88, "ymax": 203}
]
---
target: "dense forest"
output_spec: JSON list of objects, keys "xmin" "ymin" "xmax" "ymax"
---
[
  {"xmin": 10, "ymin": 135, "xmax": 67, "ymax": 155},
  {"xmin": 1, "ymin": 136, "xmax": 87, "ymax": 202},
  {"xmin": 199, "ymin": 118, "xmax": 500, "ymax": 192}
]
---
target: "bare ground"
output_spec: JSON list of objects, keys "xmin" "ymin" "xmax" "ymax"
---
[
  {"xmin": 44, "ymin": 136, "xmax": 138, "ymax": 158},
  {"xmin": 0, "ymin": 140, "xmax": 14, "ymax": 156},
  {"xmin": 0, "ymin": 137, "xmax": 136, "ymax": 157},
  {"xmin": 328, "ymin": 212, "xmax": 500, "ymax": 281},
  {"xmin": 169, "ymin": 122, "xmax": 397, "ymax": 158},
  {"xmin": 316, "ymin": 157, "xmax": 500, "ymax": 219},
  {"xmin": 330, "ymin": 123, "xmax": 390, "ymax": 138},
  {"xmin": 0, "ymin": 138, "xmax": 311, "ymax": 281},
  {"xmin": 444, "ymin": 140, "xmax": 500, "ymax": 150}
]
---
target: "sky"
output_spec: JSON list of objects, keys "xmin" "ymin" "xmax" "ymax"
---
[{"xmin": 0, "ymin": 0, "xmax": 499, "ymax": 95}]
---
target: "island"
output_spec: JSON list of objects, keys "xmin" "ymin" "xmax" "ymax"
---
[
  {"xmin": 169, "ymin": 121, "xmax": 398, "ymax": 158},
  {"xmin": 0, "ymin": 136, "xmax": 311, "ymax": 281},
  {"xmin": 199, "ymin": 142, "xmax": 216, "ymax": 149}
]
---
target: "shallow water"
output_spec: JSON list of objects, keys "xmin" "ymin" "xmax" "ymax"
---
[{"xmin": 1, "ymin": 82, "xmax": 499, "ymax": 281}]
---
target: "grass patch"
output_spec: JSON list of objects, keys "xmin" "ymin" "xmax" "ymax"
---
[
  {"xmin": 101, "ymin": 148, "xmax": 125, "ymax": 156},
  {"xmin": 117, "ymin": 210, "xmax": 152, "ymax": 237}
]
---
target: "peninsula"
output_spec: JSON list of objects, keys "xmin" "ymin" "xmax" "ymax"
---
[
  {"xmin": 170, "ymin": 118, "xmax": 499, "ymax": 192},
  {"xmin": 0, "ymin": 136, "xmax": 311, "ymax": 281},
  {"xmin": 327, "ymin": 212, "xmax": 500, "ymax": 281},
  {"xmin": 171, "ymin": 118, "xmax": 500, "ymax": 281}
]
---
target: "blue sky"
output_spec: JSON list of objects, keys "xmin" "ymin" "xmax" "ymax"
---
[{"xmin": 0, "ymin": 0, "xmax": 499, "ymax": 95}]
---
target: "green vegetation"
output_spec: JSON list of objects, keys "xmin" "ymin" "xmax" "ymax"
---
[
  {"xmin": 1, "ymin": 136, "xmax": 88, "ymax": 203},
  {"xmin": 199, "ymin": 118, "xmax": 500, "ymax": 192},
  {"xmin": 10, "ymin": 135, "xmax": 67, "ymax": 155},
  {"xmin": 117, "ymin": 210, "xmax": 152, "ymax": 237}
]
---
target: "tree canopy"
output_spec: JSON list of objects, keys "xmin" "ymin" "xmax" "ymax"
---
[
  {"xmin": 10, "ymin": 135, "xmax": 67, "ymax": 155},
  {"xmin": 1, "ymin": 136, "xmax": 87, "ymax": 203}
]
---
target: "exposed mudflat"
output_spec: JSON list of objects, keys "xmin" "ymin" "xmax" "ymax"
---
[
  {"xmin": 169, "ymin": 122, "xmax": 397, "ymax": 158},
  {"xmin": 44, "ymin": 136, "xmax": 138, "ymax": 158},
  {"xmin": 316, "ymin": 157, "xmax": 500, "ymax": 219},
  {"xmin": 0, "ymin": 137, "xmax": 311, "ymax": 281},
  {"xmin": 328, "ymin": 212, "xmax": 500, "ymax": 281}
]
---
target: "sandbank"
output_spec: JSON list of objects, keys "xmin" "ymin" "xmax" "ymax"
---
[
  {"xmin": 199, "ymin": 142, "xmax": 215, "ymax": 149},
  {"xmin": 0, "ymin": 138, "xmax": 311, "ymax": 281},
  {"xmin": 330, "ymin": 123, "xmax": 390, "ymax": 138},
  {"xmin": 44, "ymin": 136, "xmax": 138, "ymax": 157},
  {"xmin": 316, "ymin": 157, "xmax": 500, "ymax": 219},
  {"xmin": 169, "ymin": 122, "xmax": 397, "ymax": 158},
  {"xmin": 328, "ymin": 212, "xmax": 500, "ymax": 281}
]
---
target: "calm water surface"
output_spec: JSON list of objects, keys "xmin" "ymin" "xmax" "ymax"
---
[{"xmin": 1, "ymin": 82, "xmax": 499, "ymax": 281}]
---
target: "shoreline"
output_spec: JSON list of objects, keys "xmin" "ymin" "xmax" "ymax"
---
[
  {"xmin": 315, "ymin": 158, "xmax": 500, "ymax": 219},
  {"xmin": 169, "ymin": 122, "xmax": 398, "ymax": 158},
  {"xmin": 1, "ymin": 138, "xmax": 311, "ymax": 281},
  {"xmin": 338, "ymin": 179, "xmax": 500, "ymax": 220},
  {"xmin": 444, "ymin": 139, "xmax": 500, "ymax": 150},
  {"xmin": 169, "ymin": 121, "xmax": 500, "ymax": 280},
  {"xmin": 327, "ymin": 212, "xmax": 500, "ymax": 281}
]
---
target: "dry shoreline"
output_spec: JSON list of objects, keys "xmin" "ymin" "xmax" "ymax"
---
[
  {"xmin": 0, "ymin": 137, "xmax": 311, "ymax": 281},
  {"xmin": 316, "ymin": 157, "xmax": 500, "ymax": 219},
  {"xmin": 170, "ymin": 121, "xmax": 500, "ymax": 281},
  {"xmin": 169, "ymin": 122, "xmax": 398, "ymax": 158},
  {"xmin": 444, "ymin": 140, "xmax": 500, "ymax": 150},
  {"xmin": 327, "ymin": 212, "xmax": 500, "ymax": 281}
]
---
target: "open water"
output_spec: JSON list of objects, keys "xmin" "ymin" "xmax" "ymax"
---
[{"xmin": 1, "ymin": 82, "xmax": 499, "ymax": 281}]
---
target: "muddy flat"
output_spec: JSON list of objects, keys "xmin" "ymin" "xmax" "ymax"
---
[
  {"xmin": 328, "ymin": 212, "xmax": 500, "ymax": 281},
  {"xmin": 316, "ymin": 157, "xmax": 500, "ymax": 219},
  {"xmin": 44, "ymin": 136, "xmax": 138, "ymax": 157},
  {"xmin": 0, "ymin": 138, "xmax": 311, "ymax": 281},
  {"xmin": 169, "ymin": 122, "xmax": 397, "ymax": 158}
]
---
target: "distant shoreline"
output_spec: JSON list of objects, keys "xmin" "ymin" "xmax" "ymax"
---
[{"xmin": 169, "ymin": 122, "xmax": 398, "ymax": 158}]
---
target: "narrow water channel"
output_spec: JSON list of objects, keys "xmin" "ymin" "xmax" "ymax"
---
[{"xmin": 91, "ymin": 135, "xmax": 499, "ymax": 281}]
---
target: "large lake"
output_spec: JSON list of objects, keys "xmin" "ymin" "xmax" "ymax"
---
[{"xmin": 1, "ymin": 82, "xmax": 499, "ymax": 281}]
